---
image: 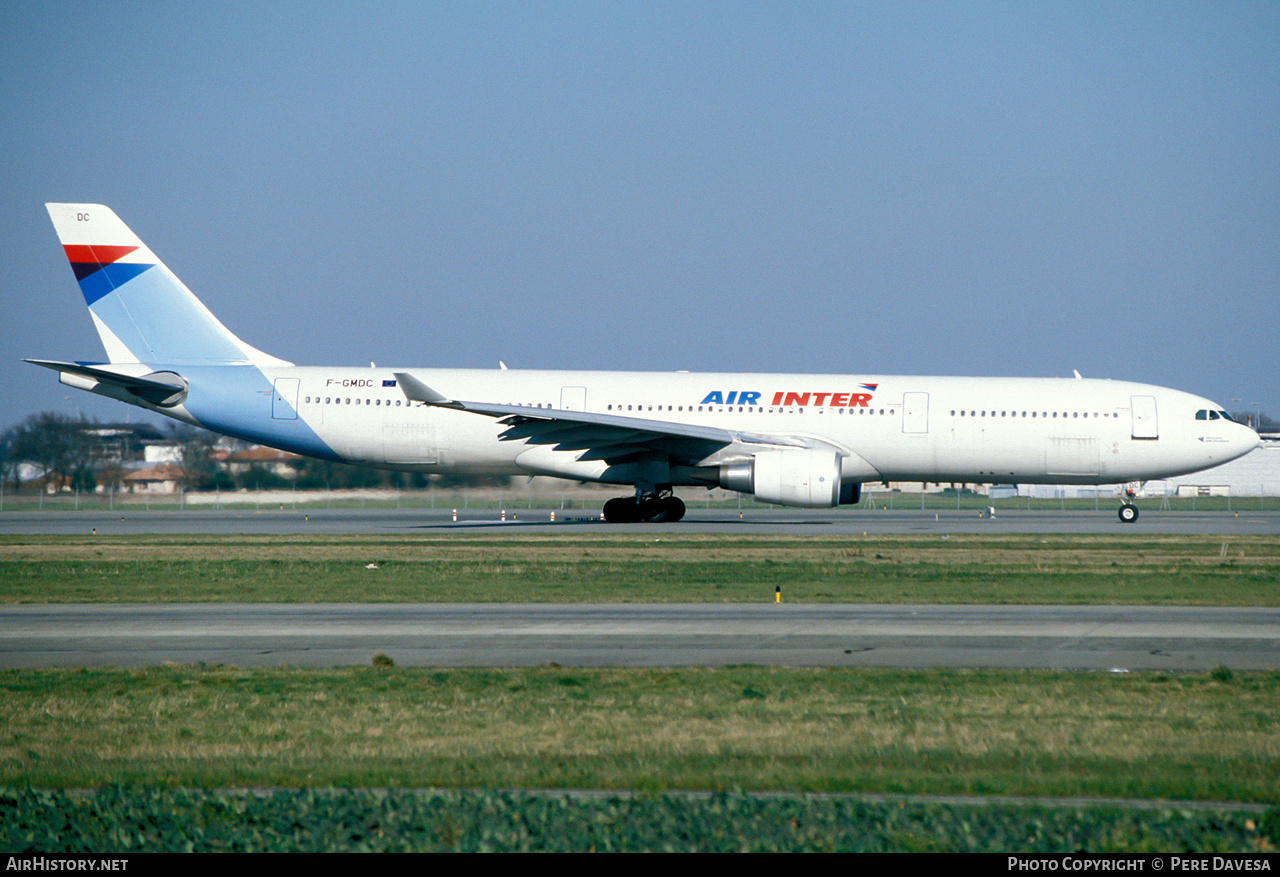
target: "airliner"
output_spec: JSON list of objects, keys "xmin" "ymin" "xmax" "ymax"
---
[{"xmin": 30, "ymin": 203, "xmax": 1261, "ymax": 523}]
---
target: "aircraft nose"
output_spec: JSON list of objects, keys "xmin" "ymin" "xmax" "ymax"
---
[{"xmin": 1233, "ymin": 424, "xmax": 1263, "ymax": 460}]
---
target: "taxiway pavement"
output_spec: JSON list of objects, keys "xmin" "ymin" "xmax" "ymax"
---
[
  {"xmin": 2, "ymin": 506, "xmax": 1279, "ymax": 536},
  {"xmin": 2, "ymin": 603, "xmax": 1276, "ymax": 671}
]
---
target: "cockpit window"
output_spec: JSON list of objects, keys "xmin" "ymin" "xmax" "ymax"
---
[
  {"xmin": 1196, "ymin": 410, "xmax": 1207, "ymax": 420},
  {"xmin": 1218, "ymin": 411, "xmax": 1235, "ymax": 422}
]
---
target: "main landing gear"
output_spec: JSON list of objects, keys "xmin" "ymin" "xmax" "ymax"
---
[{"xmin": 602, "ymin": 489, "xmax": 686, "ymax": 523}]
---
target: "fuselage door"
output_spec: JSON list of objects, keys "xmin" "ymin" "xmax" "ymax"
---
[
  {"xmin": 1131, "ymin": 395, "xmax": 1158, "ymax": 439},
  {"xmin": 561, "ymin": 386, "xmax": 587, "ymax": 412},
  {"xmin": 902, "ymin": 392, "xmax": 929, "ymax": 433},
  {"xmin": 272, "ymin": 378, "xmax": 300, "ymax": 420}
]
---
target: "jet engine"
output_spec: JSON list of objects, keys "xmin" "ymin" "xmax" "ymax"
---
[{"xmin": 718, "ymin": 449, "xmax": 861, "ymax": 508}]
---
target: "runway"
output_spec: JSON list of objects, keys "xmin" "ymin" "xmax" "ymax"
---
[
  {"xmin": 2, "ymin": 506, "xmax": 1279, "ymax": 535},
  {"xmin": 3, "ymin": 603, "xmax": 1276, "ymax": 671}
]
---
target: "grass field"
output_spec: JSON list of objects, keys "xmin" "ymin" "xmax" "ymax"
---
[
  {"xmin": 1, "ymin": 532, "xmax": 1277, "ymax": 604},
  {"xmin": 6, "ymin": 785, "xmax": 1273, "ymax": 852},
  {"xmin": 2, "ymin": 664, "xmax": 1277, "ymax": 802}
]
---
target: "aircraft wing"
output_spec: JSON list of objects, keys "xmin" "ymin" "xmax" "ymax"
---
[{"xmin": 394, "ymin": 372, "xmax": 824, "ymax": 466}]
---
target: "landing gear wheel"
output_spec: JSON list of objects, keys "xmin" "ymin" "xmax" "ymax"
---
[
  {"xmin": 644, "ymin": 495, "xmax": 685, "ymax": 522},
  {"xmin": 1118, "ymin": 503, "xmax": 1139, "ymax": 524},
  {"xmin": 661, "ymin": 496, "xmax": 686, "ymax": 522},
  {"xmin": 603, "ymin": 497, "xmax": 640, "ymax": 523}
]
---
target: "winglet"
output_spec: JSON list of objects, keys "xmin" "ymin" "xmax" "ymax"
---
[{"xmin": 393, "ymin": 372, "xmax": 461, "ymax": 407}]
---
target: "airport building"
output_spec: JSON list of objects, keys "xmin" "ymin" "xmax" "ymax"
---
[
  {"xmin": 886, "ymin": 440, "xmax": 1280, "ymax": 499},
  {"xmin": 1146, "ymin": 440, "xmax": 1280, "ymax": 498}
]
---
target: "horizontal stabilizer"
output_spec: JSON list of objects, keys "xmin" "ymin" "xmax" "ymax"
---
[{"xmin": 25, "ymin": 359, "xmax": 188, "ymax": 407}]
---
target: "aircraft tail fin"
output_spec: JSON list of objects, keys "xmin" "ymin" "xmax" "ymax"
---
[{"xmin": 45, "ymin": 203, "xmax": 291, "ymax": 367}]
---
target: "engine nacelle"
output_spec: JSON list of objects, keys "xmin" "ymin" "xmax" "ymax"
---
[{"xmin": 719, "ymin": 449, "xmax": 861, "ymax": 508}]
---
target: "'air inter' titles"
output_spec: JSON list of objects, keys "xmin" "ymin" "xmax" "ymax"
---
[{"xmin": 698, "ymin": 390, "xmax": 875, "ymax": 407}]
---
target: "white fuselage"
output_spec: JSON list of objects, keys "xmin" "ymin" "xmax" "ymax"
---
[{"xmin": 223, "ymin": 367, "xmax": 1259, "ymax": 488}]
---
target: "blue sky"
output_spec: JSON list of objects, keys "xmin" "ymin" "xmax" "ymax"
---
[{"xmin": 3, "ymin": 1, "xmax": 1277, "ymax": 432}]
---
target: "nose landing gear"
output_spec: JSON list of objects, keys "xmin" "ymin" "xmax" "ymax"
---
[{"xmin": 1118, "ymin": 482, "xmax": 1140, "ymax": 523}]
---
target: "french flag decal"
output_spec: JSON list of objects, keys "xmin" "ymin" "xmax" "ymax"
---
[
  {"xmin": 63, "ymin": 244, "xmax": 154, "ymax": 305},
  {"xmin": 62, "ymin": 244, "xmax": 140, "ymax": 281},
  {"xmin": 859, "ymin": 383, "xmax": 878, "ymax": 391}
]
